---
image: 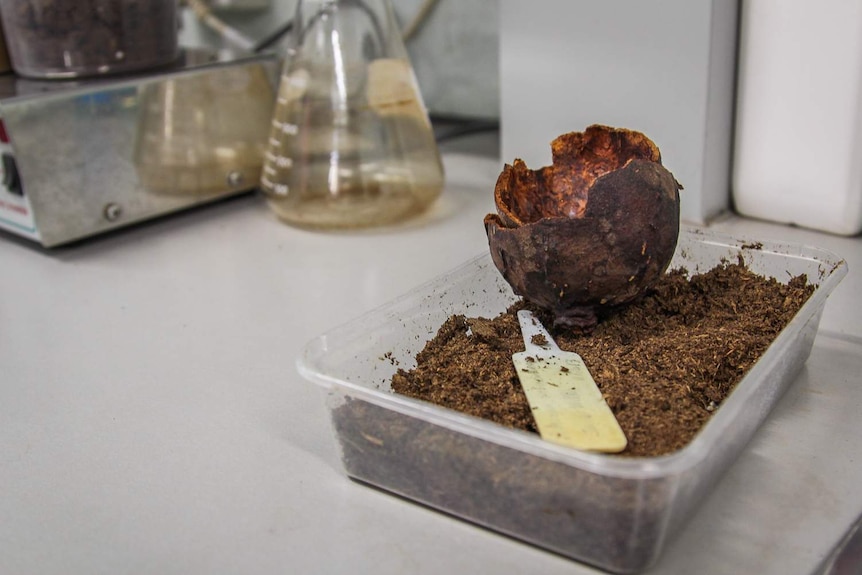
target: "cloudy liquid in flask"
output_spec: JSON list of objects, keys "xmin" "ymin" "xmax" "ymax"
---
[{"xmin": 261, "ymin": 56, "xmax": 444, "ymax": 229}]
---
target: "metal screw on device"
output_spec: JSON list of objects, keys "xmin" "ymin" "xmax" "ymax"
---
[
  {"xmin": 227, "ymin": 171, "xmax": 244, "ymax": 187},
  {"xmin": 103, "ymin": 203, "xmax": 123, "ymax": 221}
]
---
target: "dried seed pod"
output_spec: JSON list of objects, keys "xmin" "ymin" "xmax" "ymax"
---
[{"xmin": 484, "ymin": 125, "xmax": 681, "ymax": 331}]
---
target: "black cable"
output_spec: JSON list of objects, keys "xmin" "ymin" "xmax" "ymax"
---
[{"xmin": 253, "ymin": 19, "xmax": 294, "ymax": 53}]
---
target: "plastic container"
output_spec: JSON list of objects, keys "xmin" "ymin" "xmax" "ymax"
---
[
  {"xmin": 0, "ymin": 0, "xmax": 179, "ymax": 79},
  {"xmin": 733, "ymin": 0, "xmax": 862, "ymax": 236},
  {"xmin": 298, "ymin": 228, "xmax": 847, "ymax": 573}
]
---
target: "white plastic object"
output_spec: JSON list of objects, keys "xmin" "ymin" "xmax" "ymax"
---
[
  {"xmin": 733, "ymin": 0, "xmax": 862, "ymax": 236},
  {"xmin": 499, "ymin": 0, "xmax": 739, "ymax": 225}
]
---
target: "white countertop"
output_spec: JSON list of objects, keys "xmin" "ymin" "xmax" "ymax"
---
[{"xmin": 2, "ymin": 150, "xmax": 861, "ymax": 575}]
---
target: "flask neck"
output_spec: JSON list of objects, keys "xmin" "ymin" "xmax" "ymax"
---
[{"xmin": 292, "ymin": 0, "xmax": 405, "ymax": 60}]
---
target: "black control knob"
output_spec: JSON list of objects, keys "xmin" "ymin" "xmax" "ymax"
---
[{"xmin": 2, "ymin": 153, "xmax": 22, "ymax": 196}]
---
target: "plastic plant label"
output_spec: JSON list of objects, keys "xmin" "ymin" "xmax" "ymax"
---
[{"xmin": 513, "ymin": 310, "xmax": 627, "ymax": 452}]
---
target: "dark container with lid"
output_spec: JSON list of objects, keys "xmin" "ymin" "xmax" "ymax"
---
[{"xmin": 0, "ymin": 0, "xmax": 179, "ymax": 79}]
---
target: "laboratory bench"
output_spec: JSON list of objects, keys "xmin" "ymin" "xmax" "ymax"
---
[{"xmin": 2, "ymin": 138, "xmax": 861, "ymax": 574}]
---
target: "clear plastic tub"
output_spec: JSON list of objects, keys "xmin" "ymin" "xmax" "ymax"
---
[
  {"xmin": 0, "ymin": 0, "xmax": 178, "ymax": 79},
  {"xmin": 298, "ymin": 227, "xmax": 847, "ymax": 573}
]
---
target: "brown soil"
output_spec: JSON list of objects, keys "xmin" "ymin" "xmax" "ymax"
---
[{"xmin": 391, "ymin": 260, "xmax": 814, "ymax": 457}]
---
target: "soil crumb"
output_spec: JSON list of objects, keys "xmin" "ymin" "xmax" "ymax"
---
[{"xmin": 391, "ymin": 262, "xmax": 814, "ymax": 457}]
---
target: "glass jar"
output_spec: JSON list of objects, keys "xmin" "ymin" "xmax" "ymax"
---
[
  {"xmin": 0, "ymin": 13, "xmax": 11, "ymax": 74},
  {"xmin": 0, "ymin": 0, "xmax": 179, "ymax": 79},
  {"xmin": 210, "ymin": 0, "xmax": 272, "ymax": 11}
]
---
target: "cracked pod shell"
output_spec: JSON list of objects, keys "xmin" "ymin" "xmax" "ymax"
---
[{"xmin": 484, "ymin": 125, "xmax": 681, "ymax": 330}]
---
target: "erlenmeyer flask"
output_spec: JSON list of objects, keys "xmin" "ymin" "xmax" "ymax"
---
[{"xmin": 260, "ymin": 0, "xmax": 445, "ymax": 229}]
